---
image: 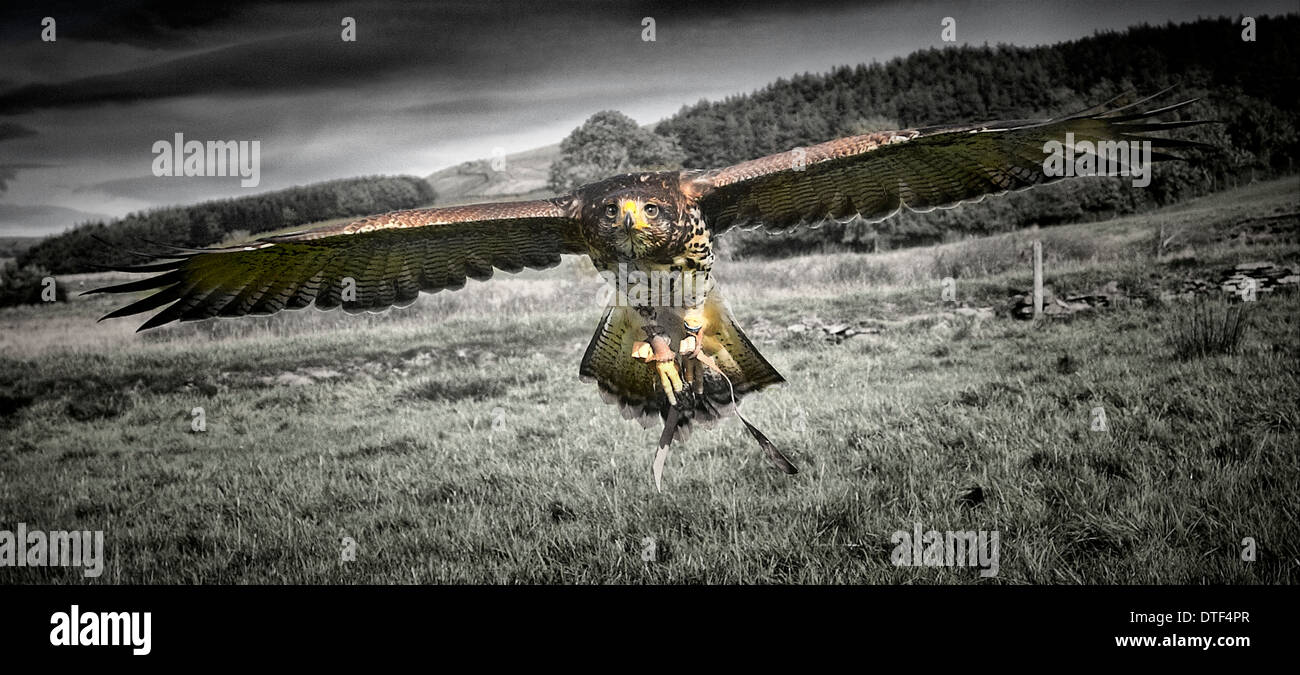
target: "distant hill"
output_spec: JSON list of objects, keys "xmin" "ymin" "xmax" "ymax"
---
[
  {"xmin": 423, "ymin": 122, "xmax": 663, "ymax": 204},
  {"xmin": 657, "ymin": 16, "xmax": 1299, "ymax": 169},
  {"xmin": 20, "ymin": 175, "xmax": 435, "ymax": 274},
  {"xmin": 0, "ymin": 236, "xmax": 39, "ymax": 260},
  {"xmin": 428, "ymin": 15, "xmax": 1299, "ymax": 257},
  {"xmin": 0, "ymin": 204, "xmax": 112, "ymax": 237},
  {"xmin": 425, "ymin": 144, "xmax": 559, "ymax": 205},
  {"xmin": 651, "ymin": 14, "xmax": 1299, "ymax": 256}
]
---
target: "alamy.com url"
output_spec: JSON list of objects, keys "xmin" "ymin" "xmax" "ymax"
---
[{"xmin": 1114, "ymin": 634, "xmax": 1251, "ymax": 649}]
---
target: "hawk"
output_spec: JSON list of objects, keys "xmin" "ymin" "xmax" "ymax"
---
[{"xmin": 91, "ymin": 92, "xmax": 1206, "ymax": 489}]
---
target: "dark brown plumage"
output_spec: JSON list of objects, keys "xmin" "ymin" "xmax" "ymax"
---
[{"xmin": 90, "ymin": 92, "xmax": 1208, "ymax": 488}]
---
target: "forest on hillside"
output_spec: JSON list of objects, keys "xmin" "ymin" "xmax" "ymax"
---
[
  {"xmin": 19, "ymin": 175, "xmax": 435, "ymax": 274},
  {"xmin": 654, "ymin": 15, "xmax": 1298, "ymax": 257},
  {"xmin": 12, "ymin": 15, "xmax": 1299, "ymax": 280}
]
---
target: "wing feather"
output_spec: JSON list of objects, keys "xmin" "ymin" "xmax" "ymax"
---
[
  {"xmin": 88, "ymin": 198, "xmax": 586, "ymax": 330},
  {"xmin": 691, "ymin": 94, "xmax": 1213, "ymax": 234}
]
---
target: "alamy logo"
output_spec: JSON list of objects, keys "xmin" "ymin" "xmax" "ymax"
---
[
  {"xmin": 50, "ymin": 605, "xmax": 151, "ymax": 656},
  {"xmin": 595, "ymin": 263, "xmax": 705, "ymax": 308},
  {"xmin": 152, "ymin": 133, "xmax": 261, "ymax": 187},
  {"xmin": 890, "ymin": 523, "xmax": 1000, "ymax": 577},
  {"xmin": 0, "ymin": 523, "xmax": 103, "ymax": 578},
  {"xmin": 1042, "ymin": 133, "xmax": 1152, "ymax": 187}
]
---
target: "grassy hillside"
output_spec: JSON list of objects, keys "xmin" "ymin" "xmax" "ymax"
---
[
  {"xmin": 0, "ymin": 177, "xmax": 1295, "ymax": 584},
  {"xmin": 425, "ymin": 144, "xmax": 559, "ymax": 206}
]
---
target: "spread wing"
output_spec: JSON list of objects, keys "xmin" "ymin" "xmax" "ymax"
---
[
  {"xmin": 88, "ymin": 198, "xmax": 586, "ymax": 330},
  {"xmin": 688, "ymin": 92, "xmax": 1212, "ymax": 235}
]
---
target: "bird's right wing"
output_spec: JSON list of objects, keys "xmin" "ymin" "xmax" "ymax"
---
[{"xmin": 88, "ymin": 197, "xmax": 587, "ymax": 330}]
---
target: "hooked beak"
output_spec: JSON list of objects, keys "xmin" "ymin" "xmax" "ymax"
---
[{"xmin": 621, "ymin": 200, "xmax": 649, "ymax": 231}]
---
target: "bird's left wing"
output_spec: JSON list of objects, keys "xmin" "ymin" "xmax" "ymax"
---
[
  {"xmin": 89, "ymin": 197, "xmax": 586, "ymax": 330},
  {"xmin": 686, "ymin": 93, "xmax": 1211, "ymax": 235}
]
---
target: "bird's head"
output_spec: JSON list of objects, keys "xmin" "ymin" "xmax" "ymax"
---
[{"xmin": 583, "ymin": 183, "xmax": 679, "ymax": 259}]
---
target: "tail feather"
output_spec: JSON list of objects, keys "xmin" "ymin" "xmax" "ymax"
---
[{"xmin": 578, "ymin": 290, "xmax": 784, "ymax": 441}]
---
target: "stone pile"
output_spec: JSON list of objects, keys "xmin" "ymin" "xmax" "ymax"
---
[
  {"xmin": 1007, "ymin": 281, "xmax": 1126, "ymax": 320},
  {"xmin": 1218, "ymin": 261, "xmax": 1298, "ymax": 297}
]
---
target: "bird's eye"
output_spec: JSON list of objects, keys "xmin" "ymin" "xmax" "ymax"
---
[
  {"xmin": 643, "ymin": 204, "xmax": 660, "ymax": 218},
  {"xmin": 604, "ymin": 204, "xmax": 618, "ymax": 218}
]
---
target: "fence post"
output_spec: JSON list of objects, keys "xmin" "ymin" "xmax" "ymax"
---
[{"xmin": 1033, "ymin": 240, "xmax": 1044, "ymax": 318}]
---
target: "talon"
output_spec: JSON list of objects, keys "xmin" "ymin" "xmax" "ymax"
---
[
  {"xmin": 679, "ymin": 335, "xmax": 697, "ymax": 356},
  {"xmin": 657, "ymin": 361, "xmax": 683, "ymax": 405},
  {"xmin": 646, "ymin": 334, "xmax": 684, "ymax": 405},
  {"xmin": 631, "ymin": 341, "xmax": 653, "ymax": 361}
]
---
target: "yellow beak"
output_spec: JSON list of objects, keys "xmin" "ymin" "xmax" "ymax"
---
[{"xmin": 621, "ymin": 200, "xmax": 649, "ymax": 230}]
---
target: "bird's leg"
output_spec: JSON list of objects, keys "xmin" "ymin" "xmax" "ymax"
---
[
  {"xmin": 678, "ymin": 306, "xmax": 706, "ymax": 394},
  {"xmin": 630, "ymin": 303, "xmax": 709, "ymax": 405},
  {"xmin": 648, "ymin": 330, "xmax": 684, "ymax": 405},
  {"xmin": 630, "ymin": 310, "xmax": 684, "ymax": 406}
]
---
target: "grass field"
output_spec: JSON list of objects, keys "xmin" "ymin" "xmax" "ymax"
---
[{"xmin": 1, "ymin": 177, "xmax": 1297, "ymax": 584}]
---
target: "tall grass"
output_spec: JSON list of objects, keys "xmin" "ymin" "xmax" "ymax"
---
[{"xmin": 1168, "ymin": 297, "xmax": 1250, "ymax": 360}]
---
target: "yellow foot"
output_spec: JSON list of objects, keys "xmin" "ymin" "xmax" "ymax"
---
[
  {"xmin": 656, "ymin": 361, "xmax": 683, "ymax": 406},
  {"xmin": 633, "ymin": 335, "xmax": 687, "ymax": 406}
]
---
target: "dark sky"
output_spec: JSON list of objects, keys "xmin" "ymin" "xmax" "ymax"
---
[{"xmin": 0, "ymin": 0, "xmax": 1293, "ymax": 236}]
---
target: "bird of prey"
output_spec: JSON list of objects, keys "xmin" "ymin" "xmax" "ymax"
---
[{"xmin": 91, "ymin": 92, "xmax": 1206, "ymax": 489}]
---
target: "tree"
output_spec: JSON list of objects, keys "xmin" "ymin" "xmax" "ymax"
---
[
  {"xmin": 20, "ymin": 175, "xmax": 437, "ymax": 274},
  {"xmin": 547, "ymin": 111, "xmax": 686, "ymax": 192},
  {"xmin": 0, "ymin": 262, "xmax": 64, "ymax": 307}
]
